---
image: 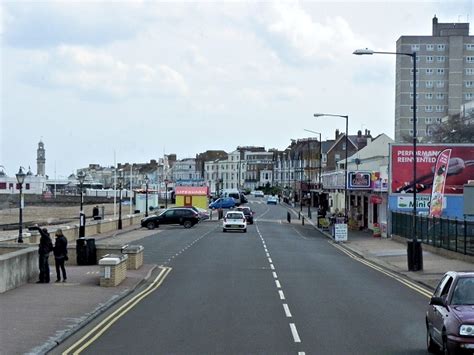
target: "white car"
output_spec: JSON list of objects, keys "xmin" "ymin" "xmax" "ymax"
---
[
  {"xmin": 252, "ymin": 190, "xmax": 264, "ymax": 197},
  {"xmin": 222, "ymin": 211, "xmax": 247, "ymax": 233}
]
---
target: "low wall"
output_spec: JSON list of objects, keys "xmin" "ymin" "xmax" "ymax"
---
[
  {"xmin": 4, "ymin": 214, "xmax": 144, "ymax": 245},
  {"xmin": 0, "ymin": 244, "xmax": 38, "ymax": 293}
]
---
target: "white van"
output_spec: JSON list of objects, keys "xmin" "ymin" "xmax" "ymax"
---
[{"xmin": 222, "ymin": 189, "xmax": 241, "ymax": 206}]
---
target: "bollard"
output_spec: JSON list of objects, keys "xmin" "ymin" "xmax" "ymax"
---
[
  {"xmin": 298, "ymin": 212, "xmax": 301, "ymax": 220},
  {"xmin": 287, "ymin": 212, "xmax": 291, "ymax": 223},
  {"xmin": 302, "ymin": 217, "xmax": 305, "ymax": 226}
]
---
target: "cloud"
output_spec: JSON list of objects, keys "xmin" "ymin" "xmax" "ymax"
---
[
  {"xmin": 2, "ymin": 2, "xmax": 148, "ymax": 48},
  {"xmin": 22, "ymin": 45, "xmax": 188, "ymax": 99},
  {"xmin": 256, "ymin": 2, "xmax": 374, "ymax": 65}
]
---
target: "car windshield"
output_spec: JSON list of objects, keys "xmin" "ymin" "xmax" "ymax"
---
[{"xmin": 451, "ymin": 278, "xmax": 474, "ymax": 305}]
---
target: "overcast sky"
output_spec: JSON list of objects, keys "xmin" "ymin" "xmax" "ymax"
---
[{"xmin": 1, "ymin": 1, "xmax": 472, "ymax": 177}]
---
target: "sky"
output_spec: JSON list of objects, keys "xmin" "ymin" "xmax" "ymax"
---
[{"xmin": 1, "ymin": 0, "xmax": 472, "ymax": 177}]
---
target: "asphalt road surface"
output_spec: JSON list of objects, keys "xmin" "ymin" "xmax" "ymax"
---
[{"xmin": 64, "ymin": 198, "xmax": 429, "ymax": 355}]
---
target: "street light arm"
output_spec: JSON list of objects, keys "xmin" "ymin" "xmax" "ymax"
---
[
  {"xmin": 353, "ymin": 48, "xmax": 415, "ymax": 58},
  {"xmin": 314, "ymin": 113, "xmax": 348, "ymax": 119}
]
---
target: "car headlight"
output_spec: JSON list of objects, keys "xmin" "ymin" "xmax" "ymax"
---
[{"xmin": 460, "ymin": 325, "xmax": 474, "ymax": 336}]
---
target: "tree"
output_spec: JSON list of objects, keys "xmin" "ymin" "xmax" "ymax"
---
[{"xmin": 427, "ymin": 114, "xmax": 474, "ymax": 143}]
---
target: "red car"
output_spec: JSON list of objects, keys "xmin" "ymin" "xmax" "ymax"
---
[{"xmin": 426, "ymin": 271, "xmax": 474, "ymax": 354}]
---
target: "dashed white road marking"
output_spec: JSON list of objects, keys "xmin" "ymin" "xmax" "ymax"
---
[
  {"xmin": 290, "ymin": 323, "xmax": 301, "ymax": 343},
  {"xmin": 279, "ymin": 290, "xmax": 285, "ymax": 300},
  {"xmin": 266, "ymin": 253, "xmax": 270, "ymax": 257},
  {"xmin": 268, "ymin": 258, "xmax": 273, "ymax": 263},
  {"xmin": 275, "ymin": 280, "xmax": 281, "ymax": 288},
  {"xmin": 283, "ymin": 304, "xmax": 292, "ymax": 318},
  {"xmin": 272, "ymin": 272, "xmax": 278, "ymax": 279},
  {"xmin": 298, "ymin": 352, "xmax": 306, "ymax": 355},
  {"xmin": 270, "ymin": 264, "xmax": 275, "ymax": 270}
]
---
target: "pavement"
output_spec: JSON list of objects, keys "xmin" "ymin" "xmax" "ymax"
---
[
  {"xmin": 2, "ymin": 202, "xmax": 474, "ymax": 354},
  {"xmin": 0, "ymin": 225, "xmax": 159, "ymax": 355}
]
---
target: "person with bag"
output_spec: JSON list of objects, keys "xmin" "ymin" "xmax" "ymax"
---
[
  {"xmin": 31, "ymin": 225, "xmax": 53, "ymax": 283},
  {"xmin": 53, "ymin": 229, "xmax": 68, "ymax": 282}
]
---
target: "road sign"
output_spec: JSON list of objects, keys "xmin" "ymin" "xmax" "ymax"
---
[{"xmin": 334, "ymin": 223, "xmax": 348, "ymax": 242}]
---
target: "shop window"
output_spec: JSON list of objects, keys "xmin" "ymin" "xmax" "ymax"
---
[
  {"xmin": 26, "ymin": 183, "xmax": 30, "ymax": 190},
  {"xmin": 0, "ymin": 182, "xmax": 6, "ymax": 189}
]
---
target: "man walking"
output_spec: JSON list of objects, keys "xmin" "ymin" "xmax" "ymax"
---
[{"xmin": 31, "ymin": 225, "xmax": 53, "ymax": 283}]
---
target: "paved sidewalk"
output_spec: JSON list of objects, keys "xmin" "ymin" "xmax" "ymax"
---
[
  {"xmin": 288, "ymin": 204, "xmax": 474, "ymax": 291},
  {"xmin": 0, "ymin": 227, "xmax": 158, "ymax": 355}
]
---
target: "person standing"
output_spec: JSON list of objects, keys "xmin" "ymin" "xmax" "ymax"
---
[
  {"xmin": 31, "ymin": 225, "xmax": 53, "ymax": 283},
  {"xmin": 53, "ymin": 229, "xmax": 68, "ymax": 282}
]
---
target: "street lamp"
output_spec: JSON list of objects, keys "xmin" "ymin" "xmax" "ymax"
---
[
  {"xmin": 305, "ymin": 129, "xmax": 323, "ymax": 220},
  {"xmin": 77, "ymin": 170, "xmax": 86, "ymax": 238},
  {"xmin": 144, "ymin": 175, "xmax": 149, "ymax": 217},
  {"xmin": 16, "ymin": 167, "xmax": 26, "ymax": 243},
  {"xmin": 117, "ymin": 173, "xmax": 123, "ymax": 230},
  {"xmin": 314, "ymin": 113, "xmax": 349, "ymax": 221},
  {"xmin": 354, "ymin": 47, "xmax": 422, "ymax": 271},
  {"xmin": 164, "ymin": 179, "xmax": 169, "ymax": 208}
]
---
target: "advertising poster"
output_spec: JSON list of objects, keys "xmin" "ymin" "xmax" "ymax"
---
[
  {"xmin": 390, "ymin": 144, "xmax": 474, "ymax": 195},
  {"xmin": 429, "ymin": 149, "xmax": 452, "ymax": 217}
]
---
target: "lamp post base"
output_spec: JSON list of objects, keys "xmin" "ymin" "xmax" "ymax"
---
[{"xmin": 407, "ymin": 239, "xmax": 423, "ymax": 271}]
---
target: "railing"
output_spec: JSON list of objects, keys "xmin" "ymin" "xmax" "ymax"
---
[{"xmin": 392, "ymin": 212, "xmax": 474, "ymax": 255}]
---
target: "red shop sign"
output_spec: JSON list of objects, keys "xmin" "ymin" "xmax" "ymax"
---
[{"xmin": 370, "ymin": 195, "xmax": 383, "ymax": 204}]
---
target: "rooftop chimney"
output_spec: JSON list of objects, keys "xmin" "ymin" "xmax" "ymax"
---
[
  {"xmin": 357, "ymin": 130, "xmax": 362, "ymax": 137},
  {"xmin": 335, "ymin": 129, "xmax": 340, "ymax": 140}
]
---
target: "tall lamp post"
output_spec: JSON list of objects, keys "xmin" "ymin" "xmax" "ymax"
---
[
  {"xmin": 314, "ymin": 113, "xmax": 349, "ymax": 221},
  {"xmin": 77, "ymin": 170, "xmax": 86, "ymax": 239},
  {"xmin": 16, "ymin": 167, "xmax": 26, "ymax": 243},
  {"xmin": 117, "ymin": 173, "xmax": 123, "ymax": 230},
  {"xmin": 353, "ymin": 48, "xmax": 422, "ymax": 271},
  {"xmin": 145, "ymin": 175, "xmax": 149, "ymax": 217},
  {"xmin": 164, "ymin": 179, "xmax": 169, "ymax": 208},
  {"xmin": 304, "ymin": 129, "xmax": 323, "ymax": 220}
]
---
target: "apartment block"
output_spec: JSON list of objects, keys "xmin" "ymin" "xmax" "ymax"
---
[{"xmin": 395, "ymin": 16, "xmax": 473, "ymax": 141}]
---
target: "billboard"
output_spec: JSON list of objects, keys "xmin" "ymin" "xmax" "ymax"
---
[
  {"xmin": 390, "ymin": 144, "xmax": 474, "ymax": 195},
  {"xmin": 348, "ymin": 172, "xmax": 371, "ymax": 189}
]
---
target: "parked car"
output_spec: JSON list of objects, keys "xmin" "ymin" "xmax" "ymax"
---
[
  {"xmin": 252, "ymin": 191, "xmax": 264, "ymax": 197},
  {"xmin": 426, "ymin": 271, "xmax": 474, "ymax": 354},
  {"xmin": 222, "ymin": 211, "xmax": 247, "ymax": 233},
  {"xmin": 267, "ymin": 196, "xmax": 278, "ymax": 205},
  {"xmin": 235, "ymin": 206, "xmax": 254, "ymax": 224},
  {"xmin": 209, "ymin": 197, "xmax": 235, "ymax": 209},
  {"xmin": 170, "ymin": 206, "xmax": 209, "ymax": 220},
  {"xmin": 141, "ymin": 208, "xmax": 200, "ymax": 229},
  {"xmin": 239, "ymin": 193, "xmax": 248, "ymax": 204}
]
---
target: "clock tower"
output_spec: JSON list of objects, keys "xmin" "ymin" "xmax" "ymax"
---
[{"xmin": 37, "ymin": 140, "xmax": 46, "ymax": 176}]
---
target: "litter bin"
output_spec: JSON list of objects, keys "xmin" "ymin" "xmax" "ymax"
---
[
  {"xmin": 76, "ymin": 238, "xmax": 97, "ymax": 265},
  {"xmin": 407, "ymin": 239, "xmax": 423, "ymax": 271}
]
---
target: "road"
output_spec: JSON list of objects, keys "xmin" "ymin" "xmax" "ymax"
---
[{"xmin": 60, "ymin": 197, "xmax": 429, "ymax": 354}]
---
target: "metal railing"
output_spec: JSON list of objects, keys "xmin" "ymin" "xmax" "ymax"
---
[{"xmin": 392, "ymin": 212, "xmax": 474, "ymax": 255}]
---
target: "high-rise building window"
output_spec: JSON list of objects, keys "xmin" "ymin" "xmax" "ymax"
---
[
  {"xmin": 426, "ymin": 56, "xmax": 434, "ymax": 63},
  {"xmin": 437, "ymin": 44, "xmax": 446, "ymax": 51},
  {"xmin": 425, "ymin": 117, "xmax": 433, "ymax": 124},
  {"xmin": 466, "ymin": 68, "xmax": 474, "ymax": 76},
  {"xmin": 466, "ymin": 56, "xmax": 474, "ymax": 63},
  {"xmin": 435, "ymin": 105, "xmax": 444, "ymax": 112},
  {"xmin": 410, "ymin": 68, "xmax": 419, "ymax": 74},
  {"xmin": 426, "ymin": 44, "xmax": 434, "ymax": 51},
  {"xmin": 410, "ymin": 106, "xmax": 419, "ymax": 112},
  {"xmin": 410, "ymin": 93, "xmax": 420, "ymax": 99},
  {"xmin": 466, "ymin": 81, "xmax": 474, "ymax": 88},
  {"xmin": 466, "ymin": 93, "xmax": 474, "ymax": 100},
  {"xmin": 426, "ymin": 81, "xmax": 433, "ymax": 88},
  {"xmin": 425, "ymin": 93, "xmax": 433, "ymax": 99},
  {"xmin": 437, "ymin": 56, "xmax": 445, "ymax": 63},
  {"xmin": 411, "ymin": 44, "xmax": 420, "ymax": 51},
  {"xmin": 436, "ymin": 93, "xmax": 444, "ymax": 100},
  {"xmin": 409, "ymin": 118, "xmax": 419, "ymax": 123},
  {"xmin": 466, "ymin": 44, "xmax": 474, "ymax": 51},
  {"xmin": 436, "ymin": 80, "xmax": 444, "ymax": 88},
  {"xmin": 411, "ymin": 56, "xmax": 420, "ymax": 63},
  {"xmin": 410, "ymin": 80, "xmax": 420, "ymax": 87},
  {"xmin": 436, "ymin": 118, "xmax": 442, "ymax": 123},
  {"xmin": 426, "ymin": 68, "xmax": 433, "ymax": 75},
  {"xmin": 425, "ymin": 105, "xmax": 433, "ymax": 112},
  {"xmin": 437, "ymin": 68, "xmax": 445, "ymax": 75}
]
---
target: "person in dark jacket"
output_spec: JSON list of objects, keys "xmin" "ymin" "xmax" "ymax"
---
[
  {"xmin": 53, "ymin": 229, "xmax": 68, "ymax": 282},
  {"xmin": 31, "ymin": 225, "xmax": 53, "ymax": 283}
]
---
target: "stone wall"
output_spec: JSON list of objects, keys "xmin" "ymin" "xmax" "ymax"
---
[{"xmin": 0, "ymin": 245, "xmax": 38, "ymax": 293}]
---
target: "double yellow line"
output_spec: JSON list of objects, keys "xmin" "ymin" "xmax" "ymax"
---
[
  {"xmin": 63, "ymin": 266, "xmax": 172, "ymax": 355},
  {"xmin": 331, "ymin": 242, "xmax": 432, "ymax": 298}
]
